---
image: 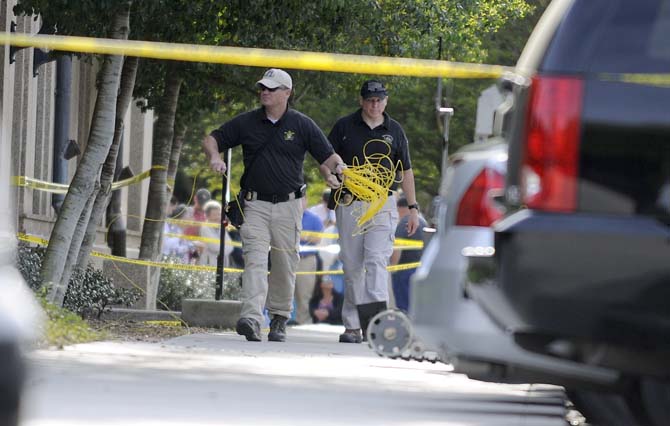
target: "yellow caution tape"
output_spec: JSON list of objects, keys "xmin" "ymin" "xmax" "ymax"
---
[
  {"xmin": 166, "ymin": 218, "xmax": 219, "ymax": 228},
  {"xmin": 18, "ymin": 232, "xmax": 420, "ymax": 273},
  {"xmin": 387, "ymin": 262, "xmax": 421, "ymax": 272},
  {"xmin": 166, "ymin": 229, "xmax": 422, "ymax": 249},
  {"xmin": 164, "ymin": 232, "xmax": 243, "ymax": 248},
  {"xmin": 12, "ymin": 165, "xmax": 171, "ymax": 194},
  {"xmin": 143, "ymin": 320, "xmax": 183, "ymax": 327},
  {"xmin": 3, "ymin": 34, "xmax": 662, "ymax": 91},
  {"xmin": 19, "ymin": 233, "xmax": 49, "ymax": 246},
  {"xmin": 0, "ymin": 33, "xmax": 510, "ymax": 79},
  {"xmin": 17, "ymin": 233, "xmax": 243, "ymax": 273},
  {"xmin": 395, "ymin": 238, "xmax": 423, "ymax": 248},
  {"xmin": 111, "ymin": 166, "xmax": 170, "ymax": 190},
  {"xmin": 11, "ymin": 176, "xmax": 69, "ymax": 194},
  {"xmin": 600, "ymin": 73, "xmax": 670, "ymax": 88},
  {"xmin": 300, "ymin": 230, "xmax": 338, "ymax": 239},
  {"xmin": 165, "ymin": 232, "xmax": 219, "ymax": 244}
]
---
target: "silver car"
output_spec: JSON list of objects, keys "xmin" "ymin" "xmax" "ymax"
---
[
  {"xmin": 410, "ymin": 137, "xmax": 621, "ymax": 388},
  {"xmin": 367, "ymin": 139, "xmax": 508, "ymax": 359}
]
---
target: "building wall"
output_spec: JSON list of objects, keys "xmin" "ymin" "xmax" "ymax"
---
[
  {"xmin": 1, "ymin": 0, "xmax": 154, "ymax": 257},
  {"xmin": 0, "ymin": 0, "xmax": 16, "ymax": 239}
]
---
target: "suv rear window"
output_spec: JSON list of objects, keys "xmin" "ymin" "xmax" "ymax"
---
[{"xmin": 541, "ymin": 0, "xmax": 670, "ymax": 74}]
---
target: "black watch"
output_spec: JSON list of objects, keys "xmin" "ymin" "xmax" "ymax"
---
[{"xmin": 408, "ymin": 203, "xmax": 419, "ymax": 211}]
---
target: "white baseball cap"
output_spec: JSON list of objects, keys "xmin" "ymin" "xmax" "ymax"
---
[{"xmin": 256, "ymin": 68, "xmax": 292, "ymax": 90}]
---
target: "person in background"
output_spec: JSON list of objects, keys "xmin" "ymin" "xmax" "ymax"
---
[
  {"xmin": 183, "ymin": 188, "xmax": 212, "ymax": 262},
  {"xmin": 323, "ymin": 79, "xmax": 420, "ymax": 344},
  {"xmin": 390, "ymin": 196, "xmax": 427, "ymax": 312},
  {"xmin": 294, "ymin": 197, "xmax": 323, "ymax": 325},
  {"xmin": 309, "ymin": 275, "xmax": 343, "ymax": 325},
  {"xmin": 184, "ymin": 188, "xmax": 211, "ymax": 237},
  {"xmin": 228, "ymin": 228, "xmax": 244, "ymax": 270},
  {"xmin": 162, "ymin": 200, "xmax": 192, "ymax": 263},
  {"xmin": 196, "ymin": 200, "xmax": 233, "ymax": 267},
  {"xmin": 203, "ymin": 68, "xmax": 345, "ymax": 343},
  {"xmin": 309, "ymin": 188, "xmax": 336, "ymax": 228},
  {"xmin": 308, "ymin": 188, "xmax": 337, "ymax": 303}
]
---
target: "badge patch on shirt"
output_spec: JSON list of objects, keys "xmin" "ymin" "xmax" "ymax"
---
[
  {"xmin": 382, "ymin": 134, "xmax": 394, "ymax": 144},
  {"xmin": 284, "ymin": 130, "xmax": 295, "ymax": 141}
]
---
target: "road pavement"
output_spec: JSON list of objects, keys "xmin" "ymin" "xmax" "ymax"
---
[{"xmin": 21, "ymin": 324, "xmax": 572, "ymax": 426}]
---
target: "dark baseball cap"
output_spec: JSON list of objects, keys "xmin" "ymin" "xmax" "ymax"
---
[
  {"xmin": 195, "ymin": 188, "xmax": 211, "ymax": 206},
  {"xmin": 360, "ymin": 80, "xmax": 387, "ymax": 99}
]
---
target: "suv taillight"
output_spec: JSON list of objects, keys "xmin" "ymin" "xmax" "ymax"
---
[
  {"xmin": 522, "ymin": 75, "xmax": 583, "ymax": 212},
  {"xmin": 456, "ymin": 168, "xmax": 505, "ymax": 227}
]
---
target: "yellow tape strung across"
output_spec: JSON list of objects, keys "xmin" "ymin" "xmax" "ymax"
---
[
  {"xmin": 11, "ymin": 176, "xmax": 69, "ymax": 194},
  {"xmin": 12, "ymin": 165, "xmax": 171, "ymax": 194},
  {"xmin": 17, "ymin": 233, "xmax": 242, "ymax": 273},
  {"xmin": 17, "ymin": 233, "xmax": 420, "ymax": 273},
  {"xmin": 0, "ymin": 33, "xmax": 510, "ymax": 79},
  {"xmin": 167, "ymin": 230, "xmax": 422, "ymax": 250},
  {"xmin": 4, "ymin": 34, "xmax": 667, "ymax": 85},
  {"xmin": 599, "ymin": 73, "xmax": 670, "ymax": 88},
  {"xmin": 166, "ymin": 217, "xmax": 219, "ymax": 228},
  {"xmin": 12, "ymin": 175, "xmax": 422, "ymax": 247}
]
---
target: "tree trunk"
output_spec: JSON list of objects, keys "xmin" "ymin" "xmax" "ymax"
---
[
  {"xmin": 76, "ymin": 56, "xmax": 139, "ymax": 270},
  {"xmin": 168, "ymin": 120, "xmax": 187, "ymax": 186},
  {"xmin": 106, "ymin": 145, "xmax": 126, "ymax": 257},
  {"xmin": 138, "ymin": 69, "xmax": 183, "ymax": 260},
  {"xmin": 42, "ymin": 1, "xmax": 132, "ymax": 306},
  {"xmin": 59, "ymin": 190, "xmax": 96, "ymax": 287}
]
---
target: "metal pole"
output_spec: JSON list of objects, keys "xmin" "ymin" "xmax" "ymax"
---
[
  {"xmin": 226, "ymin": 149, "xmax": 232, "ymax": 203},
  {"xmin": 215, "ymin": 149, "xmax": 229, "ymax": 300},
  {"xmin": 439, "ymin": 107, "xmax": 454, "ymax": 177}
]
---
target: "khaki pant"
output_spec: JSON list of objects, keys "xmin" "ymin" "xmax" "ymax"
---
[
  {"xmin": 238, "ymin": 198, "xmax": 303, "ymax": 325},
  {"xmin": 294, "ymin": 254, "xmax": 318, "ymax": 324},
  {"xmin": 336, "ymin": 197, "xmax": 398, "ymax": 329}
]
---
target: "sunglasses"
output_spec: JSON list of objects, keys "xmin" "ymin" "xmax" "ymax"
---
[{"xmin": 259, "ymin": 85, "xmax": 285, "ymax": 92}]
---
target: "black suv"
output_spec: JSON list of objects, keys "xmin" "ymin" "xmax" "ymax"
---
[{"xmin": 467, "ymin": 0, "xmax": 670, "ymax": 424}]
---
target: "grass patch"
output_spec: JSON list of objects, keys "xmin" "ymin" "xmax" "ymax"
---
[{"xmin": 39, "ymin": 297, "xmax": 106, "ymax": 349}]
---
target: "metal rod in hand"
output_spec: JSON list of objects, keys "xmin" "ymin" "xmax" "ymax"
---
[{"xmin": 215, "ymin": 150, "xmax": 229, "ymax": 300}]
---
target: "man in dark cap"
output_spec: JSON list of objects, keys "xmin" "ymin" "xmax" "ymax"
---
[{"xmin": 321, "ymin": 79, "xmax": 420, "ymax": 343}]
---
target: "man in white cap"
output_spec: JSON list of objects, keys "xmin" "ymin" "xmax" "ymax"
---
[{"xmin": 203, "ymin": 68, "xmax": 346, "ymax": 342}]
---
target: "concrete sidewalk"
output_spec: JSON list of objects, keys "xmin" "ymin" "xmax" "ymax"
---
[{"xmin": 22, "ymin": 324, "xmax": 572, "ymax": 426}]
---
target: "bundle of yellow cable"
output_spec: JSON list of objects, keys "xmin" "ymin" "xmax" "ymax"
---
[{"xmin": 333, "ymin": 140, "xmax": 401, "ymax": 228}]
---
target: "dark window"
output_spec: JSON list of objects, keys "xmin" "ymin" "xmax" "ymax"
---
[{"xmin": 542, "ymin": 0, "xmax": 670, "ymax": 74}]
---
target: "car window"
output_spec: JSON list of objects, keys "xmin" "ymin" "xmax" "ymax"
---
[{"xmin": 541, "ymin": 0, "xmax": 670, "ymax": 74}]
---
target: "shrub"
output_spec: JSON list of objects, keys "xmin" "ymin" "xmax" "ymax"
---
[
  {"xmin": 64, "ymin": 265, "xmax": 140, "ymax": 318},
  {"xmin": 17, "ymin": 245, "xmax": 46, "ymax": 291},
  {"xmin": 16, "ymin": 244, "xmax": 140, "ymax": 318},
  {"xmin": 157, "ymin": 256, "xmax": 241, "ymax": 311}
]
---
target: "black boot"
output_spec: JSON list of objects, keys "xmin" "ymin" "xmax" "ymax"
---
[
  {"xmin": 338, "ymin": 329, "xmax": 362, "ymax": 344},
  {"xmin": 357, "ymin": 301, "xmax": 387, "ymax": 342},
  {"xmin": 236, "ymin": 317, "xmax": 261, "ymax": 342},
  {"xmin": 268, "ymin": 315, "xmax": 288, "ymax": 342}
]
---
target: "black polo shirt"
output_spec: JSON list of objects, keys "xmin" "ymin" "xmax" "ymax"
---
[
  {"xmin": 210, "ymin": 107, "xmax": 334, "ymax": 194},
  {"xmin": 328, "ymin": 109, "xmax": 412, "ymax": 189}
]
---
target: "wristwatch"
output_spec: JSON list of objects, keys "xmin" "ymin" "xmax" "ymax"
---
[{"xmin": 408, "ymin": 203, "xmax": 419, "ymax": 211}]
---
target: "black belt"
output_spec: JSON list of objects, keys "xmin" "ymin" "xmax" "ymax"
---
[{"xmin": 243, "ymin": 186, "xmax": 306, "ymax": 204}]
